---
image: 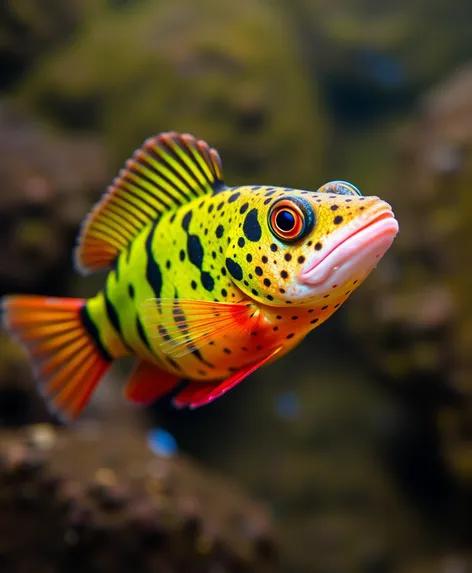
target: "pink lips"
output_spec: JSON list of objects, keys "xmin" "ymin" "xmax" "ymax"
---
[{"xmin": 299, "ymin": 206, "xmax": 399, "ymax": 287}]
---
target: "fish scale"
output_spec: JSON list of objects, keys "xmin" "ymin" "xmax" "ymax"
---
[{"xmin": 1, "ymin": 132, "xmax": 399, "ymax": 421}]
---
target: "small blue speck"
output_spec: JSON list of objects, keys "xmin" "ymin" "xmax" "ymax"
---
[
  {"xmin": 275, "ymin": 392, "xmax": 300, "ymax": 420},
  {"xmin": 356, "ymin": 50, "xmax": 405, "ymax": 89},
  {"xmin": 147, "ymin": 428, "xmax": 178, "ymax": 458}
]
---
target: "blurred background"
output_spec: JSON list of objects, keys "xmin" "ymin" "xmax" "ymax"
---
[{"xmin": 1, "ymin": 0, "xmax": 472, "ymax": 572}]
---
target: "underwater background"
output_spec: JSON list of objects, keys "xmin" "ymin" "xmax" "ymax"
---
[{"xmin": 1, "ymin": 0, "xmax": 472, "ymax": 571}]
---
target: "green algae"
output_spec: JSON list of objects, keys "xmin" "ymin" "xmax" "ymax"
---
[{"xmin": 14, "ymin": 0, "xmax": 327, "ymax": 189}]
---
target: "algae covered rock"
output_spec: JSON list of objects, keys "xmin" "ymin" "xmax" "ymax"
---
[
  {"xmin": 346, "ymin": 63, "xmax": 472, "ymax": 506},
  {"xmin": 0, "ymin": 0, "xmax": 83, "ymax": 90},
  {"xmin": 0, "ymin": 103, "xmax": 109, "ymax": 295},
  {"xmin": 13, "ymin": 0, "xmax": 326, "ymax": 189},
  {"xmin": 283, "ymin": 0, "xmax": 472, "ymax": 122},
  {"xmin": 348, "ymin": 64, "xmax": 472, "ymax": 398},
  {"xmin": 0, "ymin": 421, "xmax": 279, "ymax": 573}
]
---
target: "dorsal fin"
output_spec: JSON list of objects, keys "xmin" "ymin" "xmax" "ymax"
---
[{"xmin": 74, "ymin": 131, "xmax": 225, "ymax": 275}]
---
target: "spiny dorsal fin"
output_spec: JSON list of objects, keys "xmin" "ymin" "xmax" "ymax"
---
[{"xmin": 74, "ymin": 131, "xmax": 225, "ymax": 275}]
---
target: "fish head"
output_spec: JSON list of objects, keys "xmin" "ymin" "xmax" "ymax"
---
[{"xmin": 226, "ymin": 181, "xmax": 399, "ymax": 306}]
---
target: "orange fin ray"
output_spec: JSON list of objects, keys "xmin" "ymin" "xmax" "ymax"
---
[
  {"xmin": 173, "ymin": 347, "xmax": 282, "ymax": 409},
  {"xmin": 1, "ymin": 295, "xmax": 111, "ymax": 422},
  {"xmin": 124, "ymin": 360, "xmax": 181, "ymax": 405},
  {"xmin": 141, "ymin": 298, "xmax": 257, "ymax": 358},
  {"xmin": 74, "ymin": 132, "xmax": 225, "ymax": 275}
]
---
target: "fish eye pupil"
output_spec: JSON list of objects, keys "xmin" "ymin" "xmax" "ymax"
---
[{"xmin": 276, "ymin": 209, "xmax": 295, "ymax": 232}]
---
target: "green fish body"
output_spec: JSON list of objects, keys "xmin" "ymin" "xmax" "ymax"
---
[{"xmin": 1, "ymin": 132, "xmax": 399, "ymax": 420}]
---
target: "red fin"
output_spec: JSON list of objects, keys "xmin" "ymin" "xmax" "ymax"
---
[
  {"xmin": 141, "ymin": 298, "xmax": 258, "ymax": 358},
  {"xmin": 1, "ymin": 295, "xmax": 111, "ymax": 422},
  {"xmin": 173, "ymin": 347, "xmax": 282, "ymax": 409},
  {"xmin": 74, "ymin": 132, "xmax": 224, "ymax": 275},
  {"xmin": 124, "ymin": 360, "xmax": 180, "ymax": 405},
  {"xmin": 172, "ymin": 382, "xmax": 219, "ymax": 409}
]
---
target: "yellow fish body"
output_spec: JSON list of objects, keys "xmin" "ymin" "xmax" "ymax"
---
[{"xmin": 1, "ymin": 132, "xmax": 399, "ymax": 421}]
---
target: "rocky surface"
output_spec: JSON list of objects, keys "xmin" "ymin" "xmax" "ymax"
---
[
  {"xmin": 0, "ymin": 422, "xmax": 278, "ymax": 573},
  {"xmin": 12, "ymin": 0, "xmax": 326, "ymax": 189}
]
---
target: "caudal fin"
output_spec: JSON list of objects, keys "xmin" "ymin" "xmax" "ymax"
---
[{"xmin": 1, "ymin": 295, "xmax": 111, "ymax": 422}]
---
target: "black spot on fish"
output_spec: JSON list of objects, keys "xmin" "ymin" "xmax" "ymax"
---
[
  {"xmin": 246, "ymin": 253, "xmax": 252, "ymax": 262},
  {"xmin": 226, "ymin": 258, "xmax": 243, "ymax": 281},
  {"xmin": 179, "ymin": 249, "xmax": 185, "ymax": 261},
  {"xmin": 125, "ymin": 244, "xmax": 132, "ymax": 265},
  {"xmin": 255, "ymin": 266, "xmax": 263, "ymax": 276},
  {"xmin": 267, "ymin": 294, "xmax": 274, "ymax": 301},
  {"xmin": 286, "ymin": 333, "xmax": 295, "ymax": 339},
  {"xmin": 221, "ymin": 288, "xmax": 227, "ymax": 297},
  {"xmin": 80, "ymin": 306, "xmax": 112, "ymax": 361},
  {"xmin": 251, "ymin": 289, "xmax": 258, "ymax": 296},
  {"xmin": 136, "ymin": 317, "xmax": 151, "ymax": 350},
  {"xmin": 263, "ymin": 198, "xmax": 271, "ymax": 205},
  {"xmin": 221, "ymin": 266, "xmax": 227, "ymax": 276},
  {"xmin": 216, "ymin": 224, "xmax": 224, "ymax": 238},
  {"xmin": 182, "ymin": 210, "xmax": 192, "ymax": 231},
  {"xmin": 240, "ymin": 202, "xmax": 249, "ymax": 214},
  {"xmin": 128, "ymin": 284, "xmax": 135, "ymax": 298},
  {"xmin": 243, "ymin": 208, "xmax": 262, "ymax": 242},
  {"xmin": 191, "ymin": 280, "xmax": 197, "ymax": 290},
  {"xmin": 228, "ymin": 192, "xmax": 240, "ymax": 203},
  {"xmin": 270, "ymin": 243, "xmax": 278, "ymax": 252},
  {"xmin": 263, "ymin": 278, "xmax": 271, "ymax": 287},
  {"xmin": 191, "ymin": 348, "xmax": 215, "ymax": 369},
  {"xmin": 315, "ymin": 242, "xmax": 322, "ymax": 251},
  {"xmin": 158, "ymin": 325, "xmax": 171, "ymax": 341},
  {"xmin": 223, "ymin": 348, "xmax": 231, "ymax": 354},
  {"xmin": 146, "ymin": 222, "xmax": 163, "ymax": 299},
  {"xmin": 238, "ymin": 237, "xmax": 245, "ymax": 247},
  {"xmin": 217, "ymin": 201, "xmax": 224, "ymax": 211},
  {"xmin": 334, "ymin": 215, "xmax": 343, "ymax": 225},
  {"xmin": 298, "ymin": 256, "xmax": 305, "ymax": 264},
  {"xmin": 331, "ymin": 205, "xmax": 339, "ymax": 211},
  {"xmin": 261, "ymin": 255, "xmax": 268, "ymax": 263},
  {"xmin": 187, "ymin": 235, "xmax": 204, "ymax": 269},
  {"xmin": 166, "ymin": 260, "xmax": 171, "ymax": 270},
  {"xmin": 201, "ymin": 271, "xmax": 215, "ymax": 291},
  {"xmin": 104, "ymin": 289, "xmax": 131, "ymax": 351},
  {"xmin": 170, "ymin": 213, "xmax": 176, "ymax": 224},
  {"xmin": 281, "ymin": 270, "xmax": 288, "ymax": 279},
  {"xmin": 284, "ymin": 253, "xmax": 292, "ymax": 261},
  {"xmin": 167, "ymin": 356, "xmax": 182, "ymax": 371},
  {"xmin": 311, "ymin": 318, "xmax": 319, "ymax": 324}
]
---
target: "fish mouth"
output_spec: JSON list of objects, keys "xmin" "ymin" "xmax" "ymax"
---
[{"xmin": 299, "ymin": 204, "xmax": 399, "ymax": 288}]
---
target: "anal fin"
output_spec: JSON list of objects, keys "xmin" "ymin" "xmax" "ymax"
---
[
  {"xmin": 173, "ymin": 347, "xmax": 281, "ymax": 409},
  {"xmin": 124, "ymin": 360, "xmax": 180, "ymax": 405}
]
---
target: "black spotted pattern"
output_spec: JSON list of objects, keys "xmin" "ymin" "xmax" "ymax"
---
[{"xmin": 243, "ymin": 208, "xmax": 262, "ymax": 242}]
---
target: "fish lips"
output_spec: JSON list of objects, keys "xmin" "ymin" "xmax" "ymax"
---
[{"xmin": 298, "ymin": 206, "xmax": 399, "ymax": 290}]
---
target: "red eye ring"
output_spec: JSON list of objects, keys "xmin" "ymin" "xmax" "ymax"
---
[{"xmin": 268, "ymin": 198, "xmax": 314, "ymax": 243}]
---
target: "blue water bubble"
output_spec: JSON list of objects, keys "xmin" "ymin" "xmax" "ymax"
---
[{"xmin": 147, "ymin": 428, "xmax": 178, "ymax": 458}]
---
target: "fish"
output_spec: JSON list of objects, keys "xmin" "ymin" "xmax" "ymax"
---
[{"xmin": 0, "ymin": 132, "xmax": 399, "ymax": 422}]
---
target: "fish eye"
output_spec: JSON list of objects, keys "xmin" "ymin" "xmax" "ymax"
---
[
  {"xmin": 268, "ymin": 197, "xmax": 315, "ymax": 243},
  {"xmin": 317, "ymin": 180, "xmax": 362, "ymax": 197}
]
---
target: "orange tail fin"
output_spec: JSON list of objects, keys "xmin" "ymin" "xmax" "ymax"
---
[{"xmin": 1, "ymin": 295, "xmax": 111, "ymax": 422}]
